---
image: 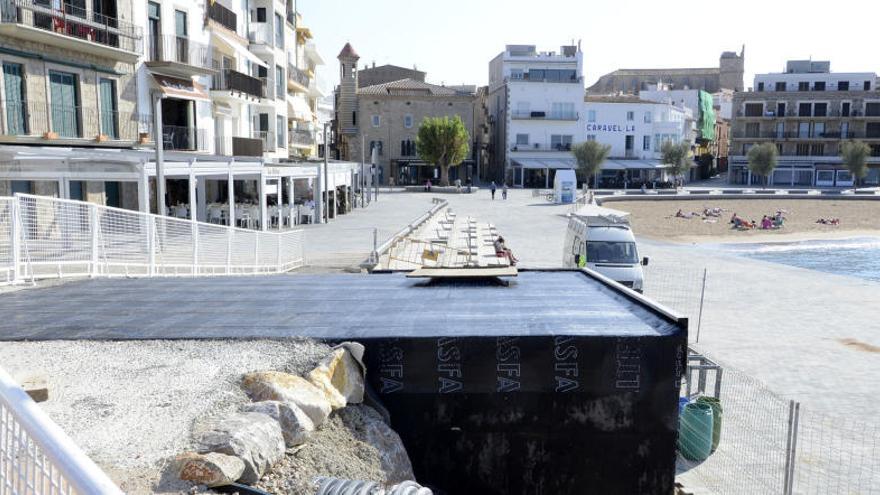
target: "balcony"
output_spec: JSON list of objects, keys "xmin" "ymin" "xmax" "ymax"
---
[
  {"xmin": 0, "ymin": 0, "xmax": 142, "ymax": 62},
  {"xmin": 206, "ymin": 2, "xmax": 236, "ymax": 32},
  {"xmin": 287, "ymin": 64, "xmax": 311, "ymax": 91},
  {"xmin": 252, "ymin": 130, "xmax": 275, "ymax": 152},
  {"xmin": 247, "ymin": 22, "xmax": 272, "ymax": 46},
  {"xmin": 511, "ymin": 111, "xmax": 578, "ymax": 121},
  {"xmin": 510, "ymin": 142, "xmax": 573, "ymax": 152},
  {"xmin": 145, "ymin": 34, "xmax": 213, "ymax": 78},
  {"xmin": 0, "ymin": 99, "xmax": 138, "ymax": 144},
  {"xmin": 289, "ymin": 129, "xmax": 314, "ymax": 148},
  {"xmin": 212, "ymin": 68, "xmax": 265, "ymax": 99},
  {"xmin": 160, "ymin": 125, "xmax": 208, "ymax": 151}
]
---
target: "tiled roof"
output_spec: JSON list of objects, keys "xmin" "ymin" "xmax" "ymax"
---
[
  {"xmin": 358, "ymin": 78, "xmax": 472, "ymax": 97},
  {"xmin": 337, "ymin": 42, "xmax": 359, "ymax": 59}
]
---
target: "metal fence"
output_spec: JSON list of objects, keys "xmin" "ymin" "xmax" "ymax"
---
[
  {"xmin": 0, "ymin": 366, "xmax": 123, "ymax": 494},
  {"xmin": 1, "ymin": 194, "xmax": 304, "ymax": 285}
]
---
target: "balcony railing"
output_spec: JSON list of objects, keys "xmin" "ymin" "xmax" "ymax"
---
[
  {"xmin": 288, "ymin": 64, "xmax": 311, "ymax": 88},
  {"xmin": 1, "ymin": 99, "xmax": 138, "ymax": 141},
  {"xmin": 213, "ymin": 68, "xmax": 265, "ymax": 99},
  {"xmin": 161, "ymin": 125, "xmax": 207, "ymax": 151},
  {"xmin": 0, "ymin": 0, "xmax": 142, "ymax": 54},
  {"xmin": 289, "ymin": 129, "xmax": 314, "ymax": 146},
  {"xmin": 510, "ymin": 142, "xmax": 573, "ymax": 152},
  {"xmin": 147, "ymin": 34, "xmax": 210, "ymax": 68},
  {"xmin": 253, "ymin": 130, "xmax": 275, "ymax": 151},
  {"xmin": 206, "ymin": 2, "xmax": 236, "ymax": 32},
  {"xmin": 511, "ymin": 111, "xmax": 578, "ymax": 121},
  {"xmin": 734, "ymin": 131, "xmax": 878, "ymax": 140}
]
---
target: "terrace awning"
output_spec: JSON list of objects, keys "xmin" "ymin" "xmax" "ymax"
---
[
  {"xmin": 510, "ymin": 158, "xmax": 576, "ymax": 169},
  {"xmin": 152, "ymin": 75, "xmax": 210, "ymax": 102}
]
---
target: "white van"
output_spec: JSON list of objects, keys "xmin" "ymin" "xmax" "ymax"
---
[{"xmin": 563, "ymin": 214, "xmax": 648, "ymax": 292}]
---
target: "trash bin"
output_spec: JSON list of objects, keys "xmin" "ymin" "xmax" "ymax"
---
[
  {"xmin": 678, "ymin": 402, "xmax": 713, "ymax": 461},
  {"xmin": 696, "ymin": 396, "xmax": 722, "ymax": 452}
]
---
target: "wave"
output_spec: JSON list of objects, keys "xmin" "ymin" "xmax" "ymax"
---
[{"xmin": 725, "ymin": 237, "xmax": 880, "ymax": 254}]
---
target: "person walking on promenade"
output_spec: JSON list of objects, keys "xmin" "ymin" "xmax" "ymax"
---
[
  {"xmin": 490, "ymin": 181, "xmax": 497, "ymax": 200},
  {"xmin": 502, "ymin": 183, "xmax": 508, "ymax": 200}
]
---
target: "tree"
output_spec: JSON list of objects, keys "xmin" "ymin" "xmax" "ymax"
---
[
  {"xmin": 840, "ymin": 140, "xmax": 870, "ymax": 190},
  {"xmin": 416, "ymin": 115, "xmax": 470, "ymax": 186},
  {"xmin": 746, "ymin": 142, "xmax": 778, "ymax": 188},
  {"xmin": 661, "ymin": 140, "xmax": 693, "ymax": 187},
  {"xmin": 572, "ymin": 140, "xmax": 611, "ymax": 188}
]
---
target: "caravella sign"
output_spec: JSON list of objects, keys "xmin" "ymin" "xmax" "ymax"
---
[{"xmin": 585, "ymin": 124, "xmax": 637, "ymax": 133}]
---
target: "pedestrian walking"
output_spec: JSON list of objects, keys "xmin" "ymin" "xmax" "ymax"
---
[
  {"xmin": 490, "ymin": 181, "xmax": 497, "ymax": 200},
  {"xmin": 502, "ymin": 183, "xmax": 508, "ymax": 200}
]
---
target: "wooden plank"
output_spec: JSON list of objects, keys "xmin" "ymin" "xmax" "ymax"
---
[{"xmin": 407, "ymin": 267, "xmax": 518, "ymax": 279}]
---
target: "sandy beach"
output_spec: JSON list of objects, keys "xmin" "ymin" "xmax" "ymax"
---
[{"xmin": 605, "ymin": 199, "xmax": 880, "ymax": 242}]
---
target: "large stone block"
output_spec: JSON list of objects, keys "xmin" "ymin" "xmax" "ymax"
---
[
  {"xmin": 242, "ymin": 400, "xmax": 314, "ymax": 447},
  {"xmin": 195, "ymin": 412, "xmax": 284, "ymax": 484},
  {"xmin": 176, "ymin": 452, "xmax": 245, "ymax": 487},
  {"xmin": 241, "ymin": 371, "xmax": 332, "ymax": 427},
  {"xmin": 307, "ymin": 343, "xmax": 366, "ymax": 409}
]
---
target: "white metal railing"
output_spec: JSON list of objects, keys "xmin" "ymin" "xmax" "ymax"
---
[
  {"xmin": 0, "ymin": 366, "xmax": 123, "ymax": 494},
  {"xmin": 1, "ymin": 194, "xmax": 305, "ymax": 284}
]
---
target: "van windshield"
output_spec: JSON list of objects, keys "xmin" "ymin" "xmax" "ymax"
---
[{"xmin": 586, "ymin": 241, "xmax": 639, "ymax": 264}]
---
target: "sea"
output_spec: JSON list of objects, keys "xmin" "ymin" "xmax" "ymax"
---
[{"xmin": 720, "ymin": 237, "xmax": 880, "ymax": 283}]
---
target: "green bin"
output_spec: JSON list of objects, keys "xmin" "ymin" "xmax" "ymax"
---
[
  {"xmin": 696, "ymin": 396, "xmax": 722, "ymax": 452},
  {"xmin": 678, "ymin": 402, "xmax": 713, "ymax": 461}
]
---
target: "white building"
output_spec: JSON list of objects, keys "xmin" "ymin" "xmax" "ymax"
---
[
  {"xmin": 487, "ymin": 43, "xmax": 585, "ymax": 188},
  {"xmin": 583, "ymin": 94, "xmax": 695, "ymax": 187}
]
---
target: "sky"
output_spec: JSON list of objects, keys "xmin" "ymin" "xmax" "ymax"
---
[{"xmin": 298, "ymin": 0, "xmax": 880, "ymax": 95}]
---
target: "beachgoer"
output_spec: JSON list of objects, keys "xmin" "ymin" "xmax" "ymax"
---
[
  {"xmin": 424, "ymin": 179, "xmax": 432, "ymax": 192},
  {"xmin": 490, "ymin": 181, "xmax": 497, "ymax": 200},
  {"xmin": 502, "ymin": 184, "xmax": 508, "ymax": 200},
  {"xmin": 761, "ymin": 216, "xmax": 772, "ymax": 230},
  {"xmin": 494, "ymin": 236, "xmax": 518, "ymax": 266}
]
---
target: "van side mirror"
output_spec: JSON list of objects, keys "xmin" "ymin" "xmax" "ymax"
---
[{"xmin": 642, "ymin": 257, "xmax": 649, "ymax": 266}]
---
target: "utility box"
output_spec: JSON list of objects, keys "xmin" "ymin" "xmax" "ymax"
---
[
  {"xmin": 553, "ymin": 169, "xmax": 577, "ymax": 204},
  {"xmin": 360, "ymin": 270, "xmax": 687, "ymax": 495}
]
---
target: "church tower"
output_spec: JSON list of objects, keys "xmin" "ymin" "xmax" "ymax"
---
[
  {"xmin": 719, "ymin": 46, "xmax": 745, "ymax": 91},
  {"xmin": 337, "ymin": 42, "xmax": 360, "ymax": 136}
]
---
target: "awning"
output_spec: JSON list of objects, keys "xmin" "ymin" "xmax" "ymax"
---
[
  {"xmin": 211, "ymin": 29, "xmax": 268, "ymax": 68},
  {"xmin": 152, "ymin": 75, "xmax": 210, "ymax": 102},
  {"xmin": 510, "ymin": 158, "xmax": 576, "ymax": 169},
  {"xmin": 602, "ymin": 159, "xmax": 668, "ymax": 170},
  {"xmin": 287, "ymin": 95, "xmax": 312, "ymax": 120}
]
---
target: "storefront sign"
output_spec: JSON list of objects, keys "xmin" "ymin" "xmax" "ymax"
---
[{"xmin": 585, "ymin": 124, "xmax": 636, "ymax": 132}]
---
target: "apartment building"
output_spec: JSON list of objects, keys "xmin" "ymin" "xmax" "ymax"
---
[
  {"xmin": 730, "ymin": 60, "xmax": 880, "ymax": 187},
  {"xmin": 333, "ymin": 43, "xmax": 479, "ymax": 185},
  {"xmin": 583, "ymin": 94, "xmax": 695, "ymax": 187},
  {"xmin": 0, "ymin": 0, "xmax": 346, "ymax": 226},
  {"xmin": 486, "ymin": 43, "xmax": 585, "ymax": 187}
]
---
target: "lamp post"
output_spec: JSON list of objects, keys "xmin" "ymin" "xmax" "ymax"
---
[{"xmin": 152, "ymin": 92, "xmax": 166, "ymax": 216}]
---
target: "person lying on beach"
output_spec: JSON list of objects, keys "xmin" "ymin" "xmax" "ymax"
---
[
  {"xmin": 703, "ymin": 207, "xmax": 723, "ymax": 217},
  {"xmin": 730, "ymin": 214, "xmax": 755, "ymax": 229},
  {"xmin": 816, "ymin": 218, "xmax": 840, "ymax": 226},
  {"xmin": 675, "ymin": 209, "xmax": 700, "ymax": 219}
]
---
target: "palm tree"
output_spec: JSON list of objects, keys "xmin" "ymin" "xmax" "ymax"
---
[
  {"xmin": 746, "ymin": 142, "xmax": 778, "ymax": 189},
  {"xmin": 572, "ymin": 140, "xmax": 611, "ymax": 189},
  {"xmin": 840, "ymin": 140, "xmax": 870, "ymax": 192},
  {"xmin": 661, "ymin": 141, "xmax": 693, "ymax": 188}
]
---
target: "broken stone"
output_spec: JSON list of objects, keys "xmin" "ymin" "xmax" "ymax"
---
[
  {"xmin": 362, "ymin": 411, "xmax": 415, "ymax": 483},
  {"xmin": 241, "ymin": 372, "xmax": 332, "ymax": 427},
  {"xmin": 176, "ymin": 452, "xmax": 245, "ymax": 487},
  {"xmin": 194, "ymin": 412, "xmax": 284, "ymax": 484},
  {"xmin": 242, "ymin": 400, "xmax": 314, "ymax": 448},
  {"xmin": 17, "ymin": 375, "xmax": 48, "ymax": 403},
  {"xmin": 307, "ymin": 343, "xmax": 366, "ymax": 409}
]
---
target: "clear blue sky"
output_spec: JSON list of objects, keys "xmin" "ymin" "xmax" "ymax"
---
[{"xmin": 298, "ymin": 0, "xmax": 880, "ymax": 94}]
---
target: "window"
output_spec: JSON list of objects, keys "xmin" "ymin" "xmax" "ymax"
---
[
  {"xmin": 777, "ymin": 102, "xmax": 786, "ymax": 117},
  {"xmin": 867, "ymin": 123, "xmax": 880, "ymax": 138},
  {"xmin": 586, "ymin": 134, "xmax": 596, "ymax": 142},
  {"xmin": 275, "ymin": 65, "xmax": 283, "ymax": 99},
  {"xmin": 775, "ymin": 82, "xmax": 786, "ymax": 92},
  {"xmin": 813, "ymin": 103, "xmax": 827, "ymax": 117},
  {"xmin": 147, "ymin": 2, "xmax": 161, "ymax": 61},
  {"xmin": 550, "ymin": 134, "xmax": 572, "ymax": 150},
  {"xmin": 798, "ymin": 103, "xmax": 811, "ymax": 117},
  {"xmin": 509, "ymin": 68, "xmax": 523, "ymax": 80},
  {"xmin": 371, "ymin": 115, "xmax": 380, "ymax": 127},
  {"xmin": 551, "ymin": 102, "xmax": 575, "ymax": 119},
  {"xmin": 757, "ymin": 82, "xmax": 764, "ymax": 91},
  {"xmin": 276, "ymin": 115, "xmax": 284, "ymax": 148},
  {"xmin": 2, "ymin": 62, "xmax": 27, "ymax": 135},
  {"xmin": 516, "ymin": 101, "xmax": 530, "ymax": 117},
  {"xmin": 587, "ymin": 110, "xmax": 596, "ymax": 122},
  {"xmin": 813, "ymin": 122, "xmax": 825, "ymax": 137},
  {"xmin": 796, "ymin": 143, "xmax": 809, "ymax": 155},
  {"xmin": 745, "ymin": 122, "xmax": 760, "ymax": 138},
  {"xmin": 871, "ymin": 144, "xmax": 880, "ymax": 157},
  {"xmin": 865, "ymin": 102, "xmax": 880, "ymax": 117},
  {"xmin": 776, "ymin": 122, "xmax": 785, "ymax": 139},
  {"xmin": 744, "ymin": 103, "xmax": 763, "ymax": 117},
  {"xmin": 98, "ymin": 78, "xmax": 118, "ymax": 139},
  {"xmin": 352, "ymin": 111, "xmax": 356, "ymax": 126},
  {"xmin": 654, "ymin": 134, "xmax": 660, "ymax": 152},
  {"xmin": 841, "ymin": 102, "xmax": 851, "ymax": 117},
  {"xmin": 515, "ymin": 133, "xmax": 529, "ymax": 146},
  {"xmin": 838, "ymin": 81, "xmax": 849, "ymax": 91},
  {"xmin": 643, "ymin": 135, "xmax": 651, "ymax": 151},
  {"xmin": 776, "ymin": 143, "xmax": 783, "ymax": 154},
  {"xmin": 404, "ymin": 114, "xmax": 413, "ymax": 128},
  {"xmin": 369, "ymin": 140, "xmax": 383, "ymax": 155},
  {"xmin": 274, "ymin": 13, "xmax": 284, "ymax": 48},
  {"xmin": 814, "ymin": 81, "xmax": 825, "ymax": 91},
  {"xmin": 256, "ymin": 7, "xmax": 266, "ymax": 22},
  {"xmin": 798, "ymin": 82, "xmax": 809, "ymax": 91},
  {"xmin": 175, "ymin": 10, "xmax": 187, "ymax": 37},
  {"xmin": 48, "ymin": 70, "xmax": 80, "ymax": 138},
  {"xmin": 841, "ymin": 122, "xmax": 849, "ymax": 138},
  {"xmin": 626, "ymin": 111, "xmax": 634, "ymax": 121},
  {"xmin": 810, "ymin": 144, "xmax": 824, "ymax": 156},
  {"xmin": 400, "ymin": 139, "xmax": 415, "ymax": 156},
  {"xmin": 865, "ymin": 81, "xmax": 872, "ymax": 91},
  {"xmin": 798, "ymin": 122, "xmax": 810, "ymax": 138},
  {"xmin": 644, "ymin": 111, "xmax": 652, "ymax": 123}
]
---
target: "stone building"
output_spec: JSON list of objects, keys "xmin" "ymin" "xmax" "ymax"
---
[
  {"xmin": 333, "ymin": 43, "xmax": 479, "ymax": 185},
  {"xmin": 729, "ymin": 60, "xmax": 880, "ymax": 187},
  {"xmin": 588, "ymin": 48, "xmax": 745, "ymax": 94}
]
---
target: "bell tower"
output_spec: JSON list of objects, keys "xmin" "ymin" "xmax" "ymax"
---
[{"xmin": 337, "ymin": 42, "xmax": 360, "ymax": 136}]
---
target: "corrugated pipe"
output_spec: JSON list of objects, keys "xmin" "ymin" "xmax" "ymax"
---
[{"xmin": 313, "ymin": 477, "xmax": 433, "ymax": 495}]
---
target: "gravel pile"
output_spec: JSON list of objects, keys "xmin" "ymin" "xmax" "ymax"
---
[{"xmin": 0, "ymin": 339, "xmax": 332, "ymax": 494}]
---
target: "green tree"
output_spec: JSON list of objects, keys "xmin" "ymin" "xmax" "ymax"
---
[
  {"xmin": 840, "ymin": 140, "xmax": 871, "ymax": 190},
  {"xmin": 572, "ymin": 140, "xmax": 611, "ymax": 188},
  {"xmin": 661, "ymin": 140, "xmax": 693, "ymax": 186},
  {"xmin": 416, "ymin": 115, "xmax": 470, "ymax": 186},
  {"xmin": 746, "ymin": 142, "xmax": 778, "ymax": 188}
]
